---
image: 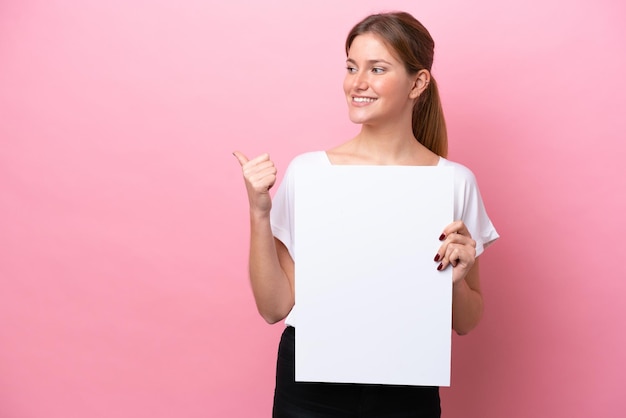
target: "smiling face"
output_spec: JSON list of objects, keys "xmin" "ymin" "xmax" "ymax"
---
[{"xmin": 343, "ymin": 33, "xmax": 421, "ymax": 128}]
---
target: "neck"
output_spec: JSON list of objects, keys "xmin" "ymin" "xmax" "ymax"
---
[
  {"xmin": 353, "ymin": 124, "xmax": 421, "ymax": 164},
  {"xmin": 328, "ymin": 110, "xmax": 440, "ymax": 166}
]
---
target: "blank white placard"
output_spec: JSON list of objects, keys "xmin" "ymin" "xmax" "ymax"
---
[{"xmin": 294, "ymin": 165, "xmax": 453, "ymax": 386}]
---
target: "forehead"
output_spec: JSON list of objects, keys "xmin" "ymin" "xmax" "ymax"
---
[{"xmin": 347, "ymin": 33, "xmax": 401, "ymax": 64}]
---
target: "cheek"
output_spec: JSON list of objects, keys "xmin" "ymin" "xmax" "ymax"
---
[
  {"xmin": 343, "ymin": 77, "xmax": 352, "ymax": 94},
  {"xmin": 375, "ymin": 78, "xmax": 408, "ymax": 98}
]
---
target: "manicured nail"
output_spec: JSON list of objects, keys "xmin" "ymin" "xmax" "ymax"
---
[
  {"xmin": 434, "ymin": 254, "xmax": 440, "ymax": 262},
  {"xmin": 439, "ymin": 233, "xmax": 446, "ymax": 241},
  {"xmin": 437, "ymin": 263, "xmax": 443, "ymax": 271}
]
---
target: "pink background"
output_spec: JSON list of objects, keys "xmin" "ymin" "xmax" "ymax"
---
[{"xmin": 1, "ymin": 0, "xmax": 625, "ymax": 417}]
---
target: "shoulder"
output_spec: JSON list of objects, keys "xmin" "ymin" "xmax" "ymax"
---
[
  {"xmin": 286, "ymin": 151, "xmax": 329, "ymax": 169},
  {"xmin": 278, "ymin": 151, "xmax": 328, "ymax": 188},
  {"xmin": 438, "ymin": 157, "xmax": 478, "ymax": 186}
]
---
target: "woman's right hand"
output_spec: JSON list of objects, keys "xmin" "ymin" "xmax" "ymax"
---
[{"xmin": 233, "ymin": 151, "xmax": 277, "ymax": 214}]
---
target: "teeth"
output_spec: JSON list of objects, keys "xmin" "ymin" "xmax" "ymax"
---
[{"xmin": 353, "ymin": 97, "xmax": 376, "ymax": 103}]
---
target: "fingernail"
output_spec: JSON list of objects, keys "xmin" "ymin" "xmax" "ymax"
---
[
  {"xmin": 434, "ymin": 254, "xmax": 440, "ymax": 262},
  {"xmin": 439, "ymin": 233, "xmax": 446, "ymax": 241},
  {"xmin": 437, "ymin": 263, "xmax": 443, "ymax": 271}
]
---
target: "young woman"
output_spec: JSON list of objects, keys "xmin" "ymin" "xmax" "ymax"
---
[{"xmin": 234, "ymin": 11, "xmax": 499, "ymax": 417}]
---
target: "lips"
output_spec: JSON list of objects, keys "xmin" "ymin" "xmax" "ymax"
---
[{"xmin": 352, "ymin": 96, "xmax": 377, "ymax": 103}]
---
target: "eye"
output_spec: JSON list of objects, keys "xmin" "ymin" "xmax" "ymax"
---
[
  {"xmin": 346, "ymin": 66, "xmax": 357, "ymax": 73},
  {"xmin": 371, "ymin": 67, "xmax": 385, "ymax": 74}
]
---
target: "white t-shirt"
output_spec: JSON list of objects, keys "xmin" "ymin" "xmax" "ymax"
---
[{"xmin": 270, "ymin": 151, "xmax": 499, "ymax": 326}]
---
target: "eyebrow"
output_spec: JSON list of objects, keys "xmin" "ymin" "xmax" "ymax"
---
[{"xmin": 346, "ymin": 58, "xmax": 393, "ymax": 65}]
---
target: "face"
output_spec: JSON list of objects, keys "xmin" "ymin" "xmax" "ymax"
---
[{"xmin": 343, "ymin": 33, "xmax": 421, "ymax": 127}]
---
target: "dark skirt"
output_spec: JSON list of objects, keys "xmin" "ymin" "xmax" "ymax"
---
[{"xmin": 273, "ymin": 326, "xmax": 441, "ymax": 418}]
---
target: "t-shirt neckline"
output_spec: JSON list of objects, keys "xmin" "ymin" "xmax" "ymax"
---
[{"xmin": 321, "ymin": 150, "xmax": 444, "ymax": 167}]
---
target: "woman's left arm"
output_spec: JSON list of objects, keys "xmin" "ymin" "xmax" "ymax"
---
[
  {"xmin": 435, "ymin": 220, "xmax": 484, "ymax": 335},
  {"xmin": 451, "ymin": 260, "xmax": 482, "ymax": 335}
]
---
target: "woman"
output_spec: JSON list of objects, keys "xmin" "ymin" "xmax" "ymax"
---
[{"xmin": 234, "ymin": 11, "xmax": 498, "ymax": 417}]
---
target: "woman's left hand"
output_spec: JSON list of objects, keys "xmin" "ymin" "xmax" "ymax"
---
[{"xmin": 434, "ymin": 220, "xmax": 477, "ymax": 285}]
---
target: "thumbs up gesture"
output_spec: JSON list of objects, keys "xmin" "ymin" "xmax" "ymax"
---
[{"xmin": 233, "ymin": 151, "xmax": 278, "ymax": 214}]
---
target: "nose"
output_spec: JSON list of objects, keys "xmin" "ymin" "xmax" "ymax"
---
[{"xmin": 353, "ymin": 71, "xmax": 368, "ymax": 91}]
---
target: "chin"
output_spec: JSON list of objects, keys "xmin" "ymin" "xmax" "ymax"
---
[
  {"xmin": 347, "ymin": 111, "xmax": 370, "ymax": 125},
  {"xmin": 348, "ymin": 114, "xmax": 377, "ymax": 126}
]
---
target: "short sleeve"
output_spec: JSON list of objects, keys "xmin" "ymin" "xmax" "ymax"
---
[
  {"xmin": 449, "ymin": 162, "xmax": 499, "ymax": 256},
  {"xmin": 270, "ymin": 151, "xmax": 331, "ymax": 261},
  {"xmin": 270, "ymin": 162, "xmax": 295, "ymax": 260}
]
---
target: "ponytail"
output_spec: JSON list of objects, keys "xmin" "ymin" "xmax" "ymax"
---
[{"xmin": 412, "ymin": 76, "xmax": 448, "ymax": 157}]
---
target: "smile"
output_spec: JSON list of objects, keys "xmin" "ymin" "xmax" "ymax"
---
[{"xmin": 353, "ymin": 97, "xmax": 377, "ymax": 103}]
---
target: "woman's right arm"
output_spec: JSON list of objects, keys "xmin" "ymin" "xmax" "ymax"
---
[{"xmin": 233, "ymin": 152, "xmax": 295, "ymax": 324}]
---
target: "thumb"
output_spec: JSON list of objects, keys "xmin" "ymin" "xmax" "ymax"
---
[{"xmin": 232, "ymin": 151, "xmax": 249, "ymax": 167}]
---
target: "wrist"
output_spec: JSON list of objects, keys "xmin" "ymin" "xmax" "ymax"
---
[{"xmin": 250, "ymin": 207, "xmax": 271, "ymax": 222}]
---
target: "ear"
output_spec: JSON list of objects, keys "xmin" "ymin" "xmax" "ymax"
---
[{"xmin": 409, "ymin": 69, "xmax": 431, "ymax": 99}]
